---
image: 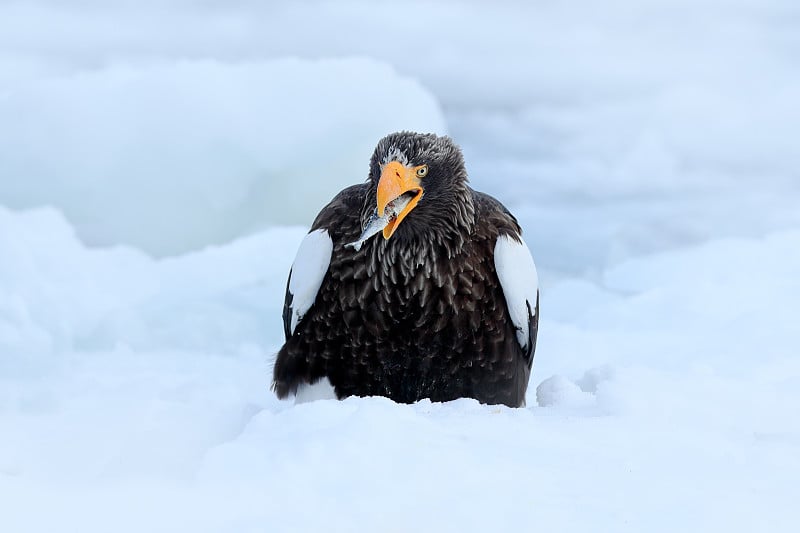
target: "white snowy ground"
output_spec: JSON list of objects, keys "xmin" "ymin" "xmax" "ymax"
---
[
  {"xmin": 2, "ymin": 208, "xmax": 799, "ymax": 532},
  {"xmin": 2, "ymin": 1, "xmax": 800, "ymax": 532}
]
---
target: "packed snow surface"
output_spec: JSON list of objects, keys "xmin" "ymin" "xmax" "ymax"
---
[
  {"xmin": 2, "ymin": 207, "xmax": 799, "ymax": 532},
  {"xmin": 2, "ymin": 0, "xmax": 800, "ymax": 532}
]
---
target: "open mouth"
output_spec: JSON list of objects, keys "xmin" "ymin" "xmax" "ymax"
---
[
  {"xmin": 385, "ymin": 191, "xmax": 418, "ymax": 221},
  {"xmin": 384, "ymin": 190, "xmax": 421, "ymax": 235},
  {"xmin": 376, "ymin": 160, "xmax": 425, "ymax": 240}
]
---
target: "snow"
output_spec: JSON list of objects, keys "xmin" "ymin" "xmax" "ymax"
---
[
  {"xmin": 2, "ymin": 0, "xmax": 800, "ymax": 532},
  {"xmin": 0, "ymin": 59, "xmax": 445, "ymax": 257},
  {"xmin": 2, "ymin": 207, "xmax": 799, "ymax": 533}
]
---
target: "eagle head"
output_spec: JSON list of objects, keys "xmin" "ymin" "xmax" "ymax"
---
[{"xmin": 366, "ymin": 132, "xmax": 474, "ymax": 243}]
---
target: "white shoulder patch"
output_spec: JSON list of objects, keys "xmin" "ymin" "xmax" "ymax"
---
[
  {"xmin": 287, "ymin": 229, "xmax": 333, "ymax": 335},
  {"xmin": 494, "ymin": 234, "xmax": 539, "ymax": 349},
  {"xmin": 295, "ymin": 377, "xmax": 338, "ymax": 404}
]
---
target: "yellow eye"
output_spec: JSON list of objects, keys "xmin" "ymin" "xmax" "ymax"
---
[{"xmin": 416, "ymin": 165, "xmax": 428, "ymax": 178}]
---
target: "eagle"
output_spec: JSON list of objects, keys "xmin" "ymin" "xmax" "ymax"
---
[{"xmin": 272, "ymin": 132, "xmax": 539, "ymax": 407}]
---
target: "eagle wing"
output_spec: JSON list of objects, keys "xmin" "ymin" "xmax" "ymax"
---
[
  {"xmin": 282, "ymin": 228, "xmax": 333, "ymax": 341},
  {"xmin": 473, "ymin": 190, "xmax": 540, "ymax": 367},
  {"xmin": 282, "ymin": 184, "xmax": 367, "ymax": 341},
  {"xmin": 494, "ymin": 233, "xmax": 540, "ymax": 365}
]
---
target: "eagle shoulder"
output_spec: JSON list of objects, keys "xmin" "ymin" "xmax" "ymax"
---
[
  {"xmin": 282, "ymin": 184, "xmax": 367, "ymax": 340},
  {"xmin": 473, "ymin": 191, "xmax": 539, "ymax": 362}
]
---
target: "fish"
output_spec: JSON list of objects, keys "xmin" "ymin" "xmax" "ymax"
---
[
  {"xmin": 345, "ymin": 212, "xmax": 389, "ymax": 252},
  {"xmin": 345, "ymin": 193, "xmax": 414, "ymax": 252}
]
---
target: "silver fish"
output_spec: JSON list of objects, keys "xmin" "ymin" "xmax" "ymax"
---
[
  {"xmin": 345, "ymin": 211, "xmax": 389, "ymax": 252},
  {"xmin": 345, "ymin": 194, "xmax": 413, "ymax": 251}
]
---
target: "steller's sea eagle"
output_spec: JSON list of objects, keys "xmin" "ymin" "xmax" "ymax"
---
[{"xmin": 273, "ymin": 132, "xmax": 539, "ymax": 407}]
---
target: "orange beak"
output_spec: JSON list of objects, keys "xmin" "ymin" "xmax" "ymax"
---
[{"xmin": 376, "ymin": 161, "xmax": 424, "ymax": 239}]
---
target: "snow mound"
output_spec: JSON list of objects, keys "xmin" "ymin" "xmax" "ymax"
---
[
  {"xmin": 536, "ymin": 374, "xmax": 595, "ymax": 409},
  {"xmin": 0, "ymin": 206, "xmax": 304, "ymax": 360},
  {"xmin": 0, "ymin": 58, "xmax": 446, "ymax": 256},
  {"xmin": 2, "ymin": 207, "xmax": 799, "ymax": 532}
]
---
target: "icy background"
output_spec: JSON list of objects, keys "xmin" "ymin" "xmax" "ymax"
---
[{"xmin": 1, "ymin": 1, "xmax": 799, "ymax": 532}]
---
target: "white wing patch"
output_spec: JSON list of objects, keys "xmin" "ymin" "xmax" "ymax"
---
[
  {"xmin": 287, "ymin": 229, "xmax": 333, "ymax": 335},
  {"xmin": 494, "ymin": 234, "xmax": 539, "ymax": 349}
]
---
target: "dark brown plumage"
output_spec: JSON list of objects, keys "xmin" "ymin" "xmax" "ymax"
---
[{"xmin": 273, "ymin": 132, "xmax": 538, "ymax": 407}]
